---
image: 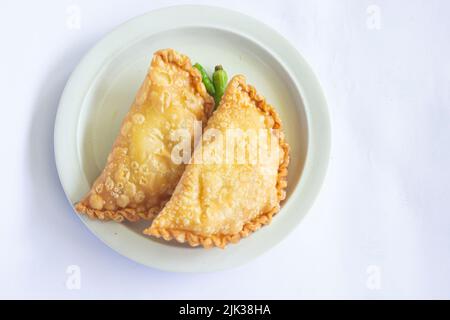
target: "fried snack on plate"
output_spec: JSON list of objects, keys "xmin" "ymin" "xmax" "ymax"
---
[
  {"xmin": 75, "ymin": 49, "xmax": 214, "ymax": 222},
  {"xmin": 145, "ymin": 75, "xmax": 289, "ymax": 248}
]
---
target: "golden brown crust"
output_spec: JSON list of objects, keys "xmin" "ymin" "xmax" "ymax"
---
[
  {"xmin": 144, "ymin": 75, "xmax": 290, "ymax": 248},
  {"xmin": 154, "ymin": 49, "xmax": 214, "ymax": 117},
  {"xmin": 75, "ymin": 200, "xmax": 167, "ymax": 223},
  {"xmin": 75, "ymin": 49, "xmax": 214, "ymax": 222}
]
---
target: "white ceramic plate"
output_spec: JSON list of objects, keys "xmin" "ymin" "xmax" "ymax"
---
[{"xmin": 55, "ymin": 5, "xmax": 330, "ymax": 272}]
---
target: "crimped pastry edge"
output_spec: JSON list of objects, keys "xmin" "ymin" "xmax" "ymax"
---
[
  {"xmin": 74, "ymin": 201, "xmax": 166, "ymax": 223},
  {"xmin": 144, "ymin": 75, "xmax": 290, "ymax": 248},
  {"xmin": 75, "ymin": 48, "xmax": 215, "ymax": 222}
]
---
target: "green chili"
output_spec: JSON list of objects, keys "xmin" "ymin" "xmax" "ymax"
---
[
  {"xmin": 193, "ymin": 63, "xmax": 216, "ymax": 97},
  {"xmin": 213, "ymin": 65, "xmax": 228, "ymax": 107}
]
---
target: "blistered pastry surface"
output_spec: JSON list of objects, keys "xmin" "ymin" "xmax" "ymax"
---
[
  {"xmin": 76, "ymin": 49, "xmax": 214, "ymax": 221},
  {"xmin": 145, "ymin": 75, "xmax": 289, "ymax": 247}
]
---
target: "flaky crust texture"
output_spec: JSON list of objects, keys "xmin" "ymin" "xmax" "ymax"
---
[
  {"xmin": 154, "ymin": 49, "xmax": 214, "ymax": 118},
  {"xmin": 145, "ymin": 75, "xmax": 290, "ymax": 248},
  {"xmin": 75, "ymin": 49, "xmax": 214, "ymax": 222},
  {"xmin": 74, "ymin": 200, "xmax": 166, "ymax": 222}
]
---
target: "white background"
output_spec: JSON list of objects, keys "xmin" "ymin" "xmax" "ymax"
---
[{"xmin": 1, "ymin": 0, "xmax": 449, "ymax": 299}]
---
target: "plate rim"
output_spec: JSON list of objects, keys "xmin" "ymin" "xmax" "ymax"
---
[{"xmin": 54, "ymin": 4, "xmax": 331, "ymax": 272}]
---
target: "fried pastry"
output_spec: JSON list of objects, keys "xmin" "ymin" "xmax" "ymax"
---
[
  {"xmin": 75, "ymin": 49, "xmax": 214, "ymax": 222},
  {"xmin": 144, "ymin": 75, "xmax": 289, "ymax": 248}
]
